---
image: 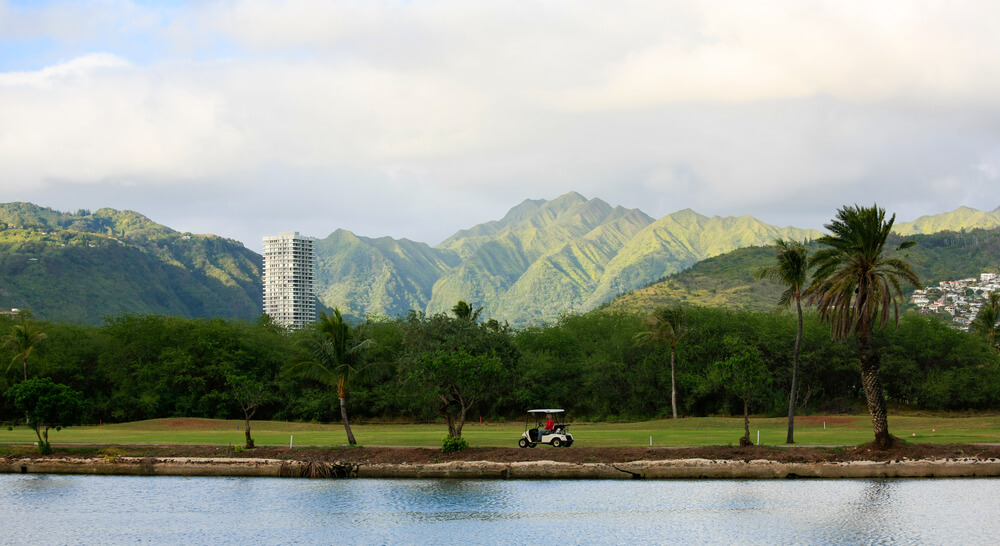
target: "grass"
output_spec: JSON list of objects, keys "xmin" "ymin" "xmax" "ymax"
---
[{"xmin": 2, "ymin": 415, "xmax": 1000, "ymax": 448}]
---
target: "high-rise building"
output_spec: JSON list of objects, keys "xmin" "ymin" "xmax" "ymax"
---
[{"xmin": 262, "ymin": 231, "xmax": 316, "ymax": 329}]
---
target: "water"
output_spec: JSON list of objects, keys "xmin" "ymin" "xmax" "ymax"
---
[{"xmin": 2, "ymin": 475, "xmax": 999, "ymax": 544}]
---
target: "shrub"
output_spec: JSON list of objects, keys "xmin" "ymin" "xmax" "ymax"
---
[{"xmin": 441, "ymin": 435, "xmax": 469, "ymax": 453}]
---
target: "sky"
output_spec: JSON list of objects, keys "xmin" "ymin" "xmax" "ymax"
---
[{"xmin": 2, "ymin": 0, "xmax": 999, "ymax": 252}]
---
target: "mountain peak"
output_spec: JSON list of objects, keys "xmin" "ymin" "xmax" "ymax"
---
[
  {"xmin": 542, "ymin": 191, "xmax": 590, "ymax": 212},
  {"xmin": 663, "ymin": 208, "xmax": 707, "ymax": 225}
]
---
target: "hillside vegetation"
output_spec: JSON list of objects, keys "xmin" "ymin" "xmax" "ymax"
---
[
  {"xmin": 0, "ymin": 203, "xmax": 262, "ymax": 324},
  {"xmin": 894, "ymin": 206, "xmax": 1000, "ymax": 235},
  {"xmin": 2, "ymin": 199, "xmax": 998, "ymax": 325},
  {"xmin": 315, "ymin": 192, "xmax": 821, "ymax": 324},
  {"xmin": 607, "ymin": 227, "xmax": 1000, "ymax": 315}
]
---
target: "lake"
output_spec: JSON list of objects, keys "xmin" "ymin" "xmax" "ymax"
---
[{"xmin": 2, "ymin": 475, "xmax": 999, "ymax": 544}]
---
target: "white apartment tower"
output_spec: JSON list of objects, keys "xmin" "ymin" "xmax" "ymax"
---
[{"xmin": 262, "ymin": 231, "xmax": 316, "ymax": 329}]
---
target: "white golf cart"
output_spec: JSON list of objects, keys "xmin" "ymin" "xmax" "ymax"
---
[{"xmin": 518, "ymin": 409, "xmax": 574, "ymax": 448}]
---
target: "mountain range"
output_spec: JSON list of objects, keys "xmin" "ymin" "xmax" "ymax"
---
[
  {"xmin": 316, "ymin": 192, "xmax": 821, "ymax": 324},
  {"xmin": 1, "ymin": 196, "xmax": 998, "ymax": 325}
]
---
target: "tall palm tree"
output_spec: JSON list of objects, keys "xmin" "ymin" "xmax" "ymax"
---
[
  {"xmin": 2, "ymin": 320, "xmax": 47, "ymax": 380},
  {"xmin": 634, "ymin": 306, "xmax": 687, "ymax": 419},
  {"xmin": 287, "ymin": 309, "xmax": 373, "ymax": 445},
  {"xmin": 971, "ymin": 292, "xmax": 1000, "ymax": 352},
  {"xmin": 755, "ymin": 239, "xmax": 809, "ymax": 444},
  {"xmin": 806, "ymin": 204, "xmax": 919, "ymax": 450}
]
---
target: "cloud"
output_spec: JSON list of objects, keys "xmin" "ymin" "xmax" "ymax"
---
[{"xmin": 2, "ymin": 0, "xmax": 1000, "ymax": 247}]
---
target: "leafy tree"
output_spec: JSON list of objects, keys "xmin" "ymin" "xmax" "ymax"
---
[
  {"xmin": 287, "ymin": 309, "xmax": 373, "ymax": 445},
  {"xmin": 226, "ymin": 373, "xmax": 270, "ymax": 449},
  {"xmin": 806, "ymin": 204, "xmax": 920, "ymax": 449},
  {"xmin": 2, "ymin": 316, "xmax": 47, "ymax": 380},
  {"xmin": 755, "ymin": 238, "xmax": 809, "ymax": 444},
  {"xmin": 634, "ymin": 306, "xmax": 687, "ymax": 419},
  {"xmin": 418, "ymin": 348, "xmax": 504, "ymax": 437},
  {"xmin": 403, "ymin": 306, "xmax": 517, "ymax": 437},
  {"xmin": 971, "ymin": 292, "xmax": 1000, "ymax": 352},
  {"xmin": 714, "ymin": 335, "xmax": 771, "ymax": 447},
  {"xmin": 6, "ymin": 377, "xmax": 83, "ymax": 454}
]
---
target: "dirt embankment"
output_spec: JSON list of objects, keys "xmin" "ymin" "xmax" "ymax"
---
[{"xmin": 4, "ymin": 442, "xmax": 1000, "ymax": 480}]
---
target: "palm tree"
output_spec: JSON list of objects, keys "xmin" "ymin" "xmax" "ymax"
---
[
  {"xmin": 2, "ymin": 320, "xmax": 47, "ymax": 380},
  {"xmin": 451, "ymin": 300, "xmax": 483, "ymax": 322},
  {"xmin": 970, "ymin": 292, "xmax": 1000, "ymax": 352},
  {"xmin": 634, "ymin": 306, "xmax": 687, "ymax": 419},
  {"xmin": 287, "ymin": 309, "xmax": 373, "ymax": 445},
  {"xmin": 806, "ymin": 204, "xmax": 919, "ymax": 449},
  {"xmin": 755, "ymin": 239, "xmax": 809, "ymax": 444}
]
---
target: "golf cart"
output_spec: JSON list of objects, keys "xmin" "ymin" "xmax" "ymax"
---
[{"xmin": 519, "ymin": 409, "xmax": 573, "ymax": 448}]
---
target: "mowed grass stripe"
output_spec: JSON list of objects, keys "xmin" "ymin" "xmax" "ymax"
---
[{"xmin": 2, "ymin": 416, "xmax": 999, "ymax": 448}]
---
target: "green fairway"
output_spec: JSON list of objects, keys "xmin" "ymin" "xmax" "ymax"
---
[{"xmin": 3, "ymin": 415, "xmax": 1000, "ymax": 448}]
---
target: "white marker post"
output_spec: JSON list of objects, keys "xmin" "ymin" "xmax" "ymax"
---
[
  {"xmin": 290, "ymin": 435, "xmax": 293, "ymax": 448},
  {"xmin": 757, "ymin": 430, "xmax": 760, "ymax": 445}
]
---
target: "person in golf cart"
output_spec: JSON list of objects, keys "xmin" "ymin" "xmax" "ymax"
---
[
  {"xmin": 520, "ymin": 409, "xmax": 573, "ymax": 447},
  {"xmin": 542, "ymin": 414, "xmax": 555, "ymax": 435}
]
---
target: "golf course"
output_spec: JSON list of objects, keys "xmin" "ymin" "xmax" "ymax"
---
[{"xmin": 4, "ymin": 415, "xmax": 1000, "ymax": 449}]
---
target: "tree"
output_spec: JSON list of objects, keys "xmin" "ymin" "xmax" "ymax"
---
[
  {"xmin": 226, "ymin": 373, "xmax": 270, "ymax": 449},
  {"xmin": 634, "ymin": 306, "xmax": 687, "ymax": 419},
  {"xmin": 970, "ymin": 292, "xmax": 1000, "ymax": 352},
  {"xmin": 6, "ymin": 377, "xmax": 83, "ymax": 454},
  {"xmin": 715, "ymin": 335, "xmax": 771, "ymax": 447},
  {"xmin": 287, "ymin": 309, "xmax": 374, "ymax": 445},
  {"xmin": 403, "ymin": 306, "xmax": 516, "ymax": 438},
  {"xmin": 418, "ymin": 349, "xmax": 505, "ymax": 438},
  {"xmin": 755, "ymin": 239, "xmax": 809, "ymax": 444},
  {"xmin": 451, "ymin": 300, "xmax": 483, "ymax": 322},
  {"xmin": 806, "ymin": 204, "xmax": 920, "ymax": 449},
  {"xmin": 2, "ymin": 318, "xmax": 47, "ymax": 380}
]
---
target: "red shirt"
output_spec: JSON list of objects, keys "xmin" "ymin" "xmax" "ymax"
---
[{"xmin": 545, "ymin": 418, "xmax": 555, "ymax": 430}]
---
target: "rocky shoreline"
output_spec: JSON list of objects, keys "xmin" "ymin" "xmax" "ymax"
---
[{"xmin": 4, "ymin": 455, "xmax": 1000, "ymax": 480}]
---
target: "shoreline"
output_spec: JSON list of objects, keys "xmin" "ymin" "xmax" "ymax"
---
[{"xmin": 4, "ymin": 456, "xmax": 1000, "ymax": 480}]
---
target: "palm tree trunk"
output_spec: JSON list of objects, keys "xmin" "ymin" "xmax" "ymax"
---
[
  {"xmin": 786, "ymin": 297, "xmax": 803, "ymax": 444},
  {"xmin": 339, "ymin": 396, "xmax": 357, "ymax": 445},
  {"xmin": 670, "ymin": 347, "xmax": 678, "ymax": 419},
  {"xmin": 859, "ymin": 324, "xmax": 892, "ymax": 449}
]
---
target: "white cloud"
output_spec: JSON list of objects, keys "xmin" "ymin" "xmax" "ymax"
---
[{"xmin": 2, "ymin": 0, "xmax": 1000, "ymax": 246}]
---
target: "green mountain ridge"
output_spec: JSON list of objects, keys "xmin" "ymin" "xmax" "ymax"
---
[
  {"xmin": 606, "ymin": 226, "xmax": 1000, "ymax": 315},
  {"xmin": 893, "ymin": 205, "xmax": 1000, "ymax": 235},
  {"xmin": 313, "ymin": 199, "xmax": 999, "ymax": 324},
  {"xmin": 313, "ymin": 193, "xmax": 825, "ymax": 324},
  {"xmin": 0, "ymin": 203, "xmax": 262, "ymax": 324}
]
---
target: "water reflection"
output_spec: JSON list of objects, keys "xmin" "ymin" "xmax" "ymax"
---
[{"xmin": 1, "ymin": 476, "xmax": 999, "ymax": 544}]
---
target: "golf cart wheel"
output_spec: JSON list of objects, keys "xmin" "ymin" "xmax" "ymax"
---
[
  {"xmin": 551, "ymin": 438, "xmax": 562, "ymax": 448},
  {"xmin": 518, "ymin": 438, "xmax": 528, "ymax": 448}
]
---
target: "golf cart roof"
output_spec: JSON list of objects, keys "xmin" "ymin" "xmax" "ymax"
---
[{"xmin": 527, "ymin": 409, "xmax": 564, "ymax": 413}]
